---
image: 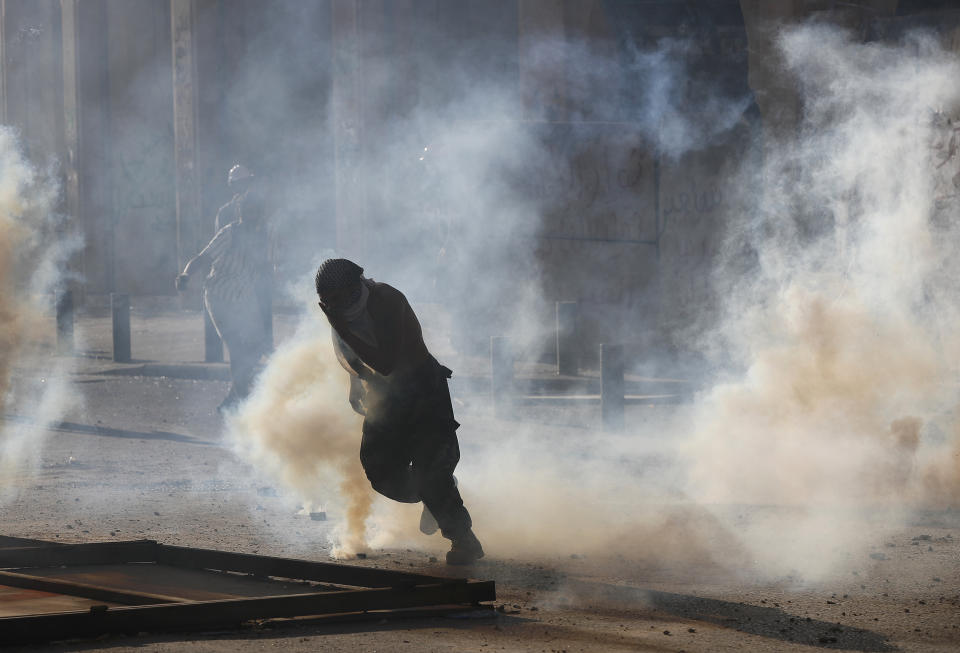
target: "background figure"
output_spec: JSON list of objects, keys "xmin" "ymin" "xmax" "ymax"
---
[
  {"xmin": 177, "ymin": 189, "xmax": 273, "ymax": 412},
  {"xmin": 217, "ymin": 163, "xmax": 274, "ymax": 344},
  {"xmin": 315, "ymin": 258, "xmax": 485, "ymax": 565},
  {"xmin": 215, "ymin": 163, "xmax": 254, "ymax": 232}
]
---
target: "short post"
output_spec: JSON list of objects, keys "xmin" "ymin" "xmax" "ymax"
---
[
  {"xmin": 490, "ymin": 336, "xmax": 514, "ymax": 419},
  {"xmin": 111, "ymin": 293, "xmax": 131, "ymax": 363},
  {"xmin": 203, "ymin": 309, "xmax": 223, "ymax": 363},
  {"xmin": 556, "ymin": 300, "xmax": 579, "ymax": 376},
  {"xmin": 55, "ymin": 290, "xmax": 74, "ymax": 355},
  {"xmin": 600, "ymin": 343, "xmax": 625, "ymax": 431}
]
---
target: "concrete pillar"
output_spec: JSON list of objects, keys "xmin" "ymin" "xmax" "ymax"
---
[
  {"xmin": 600, "ymin": 343, "xmax": 624, "ymax": 432},
  {"xmin": 0, "ymin": 1, "xmax": 7, "ymax": 124},
  {"xmin": 111, "ymin": 292, "xmax": 131, "ymax": 363},
  {"xmin": 55, "ymin": 289, "xmax": 74, "ymax": 355},
  {"xmin": 555, "ymin": 300, "xmax": 579, "ymax": 376},
  {"xmin": 331, "ymin": 0, "xmax": 366, "ymax": 259},
  {"xmin": 61, "ymin": 0, "xmax": 112, "ymax": 296},
  {"xmin": 490, "ymin": 336, "xmax": 514, "ymax": 419},
  {"xmin": 171, "ymin": 0, "xmax": 201, "ymax": 283}
]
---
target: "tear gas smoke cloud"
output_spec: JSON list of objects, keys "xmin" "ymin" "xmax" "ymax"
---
[
  {"xmin": 226, "ymin": 308, "xmax": 372, "ymax": 558},
  {"xmin": 227, "ymin": 19, "xmax": 960, "ymax": 583},
  {"xmin": 0, "ymin": 127, "xmax": 80, "ymax": 496},
  {"xmin": 683, "ymin": 25, "xmax": 960, "ymax": 579}
]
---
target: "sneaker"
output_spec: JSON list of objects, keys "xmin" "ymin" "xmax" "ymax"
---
[
  {"xmin": 419, "ymin": 504, "xmax": 439, "ymax": 535},
  {"xmin": 445, "ymin": 529, "xmax": 484, "ymax": 565}
]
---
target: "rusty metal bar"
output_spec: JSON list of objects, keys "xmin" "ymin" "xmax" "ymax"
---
[
  {"xmin": 0, "ymin": 580, "xmax": 496, "ymax": 645},
  {"xmin": 0, "ymin": 540, "xmax": 157, "ymax": 569},
  {"xmin": 0, "ymin": 535, "xmax": 59, "ymax": 548},
  {"xmin": 155, "ymin": 544, "xmax": 441, "ymax": 588},
  {"xmin": 0, "ymin": 570, "xmax": 181, "ymax": 606}
]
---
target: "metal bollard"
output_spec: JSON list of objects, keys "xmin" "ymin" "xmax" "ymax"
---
[
  {"xmin": 55, "ymin": 290, "xmax": 74, "ymax": 355},
  {"xmin": 203, "ymin": 309, "xmax": 223, "ymax": 363},
  {"xmin": 111, "ymin": 293, "xmax": 131, "ymax": 363},
  {"xmin": 556, "ymin": 300, "xmax": 579, "ymax": 376},
  {"xmin": 490, "ymin": 336, "xmax": 514, "ymax": 419},
  {"xmin": 600, "ymin": 343, "xmax": 625, "ymax": 431}
]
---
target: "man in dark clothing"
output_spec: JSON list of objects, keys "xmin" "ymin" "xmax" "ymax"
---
[{"xmin": 315, "ymin": 258, "xmax": 484, "ymax": 565}]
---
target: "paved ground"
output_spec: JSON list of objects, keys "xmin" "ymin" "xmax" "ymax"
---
[{"xmin": 1, "ymin": 306, "xmax": 958, "ymax": 652}]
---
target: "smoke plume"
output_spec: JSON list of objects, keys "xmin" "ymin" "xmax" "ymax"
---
[
  {"xmin": 227, "ymin": 20, "xmax": 960, "ymax": 583},
  {"xmin": 0, "ymin": 127, "xmax": 79, "ymax": 494},
  {"xmin": 227, "ymin": 307, "xmax": 373, "ymax": 557}
]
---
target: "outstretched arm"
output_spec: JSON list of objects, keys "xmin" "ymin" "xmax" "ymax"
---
[{"xmin": 176, "ymin": 227, "xmax": 228, "ymax": 290}]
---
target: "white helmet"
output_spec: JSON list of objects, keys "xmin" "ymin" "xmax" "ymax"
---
[{"xmin": 228, "ymin": 163, "xmax": 254, "ymax": 186}]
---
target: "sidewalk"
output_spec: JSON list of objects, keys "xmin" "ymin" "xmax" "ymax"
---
[{"xmin": 37, "ymin": 305, "xmax": 692, "ymax": 400}]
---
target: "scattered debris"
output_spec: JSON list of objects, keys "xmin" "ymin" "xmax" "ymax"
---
[{"xmin": 309, "ymin": 511, "xmax": 326, "ymax": 521}]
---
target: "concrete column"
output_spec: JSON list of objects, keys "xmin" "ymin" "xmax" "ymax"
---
[
  {"xmin": 61, "ymin": 0, "xmax": 112, "ymax": 296},
  {"xmin": 111, "ymin": 292, "xmax": 131, "ymax": 363},
  {"xmin": 331, "ymin": 0, "xmax": 365, "ymax": 258},
  {"xmin": 171, "ymin": 0, "xmax": 201, "ymax": 281},
  {"xmin": 0, "ymin": 1, "xmax": 7, "ymax": 123},
  {"xmin": 555, "ymin": 300, "xmax": 579, "ymax": 376},
  {"xmin": 600, "ymin": 343, "xmax": 624, "ymax": 432},
  {"xmin": 490, "ymin": 336, "xmax": 515, "ymax": 419},
  {"xmin": 55, "ymin": 289, "xmax": 74, "ymax": 355}
]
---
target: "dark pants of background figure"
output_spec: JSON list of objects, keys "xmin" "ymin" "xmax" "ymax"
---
[
  {"xmin": 359, "ymin": 360, "xmax": 473, "ymax": 540},
  {"xmin": 204, "ymin": 290, "xmax": 271, "ymax": 404}
]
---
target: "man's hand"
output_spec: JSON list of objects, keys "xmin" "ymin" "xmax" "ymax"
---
[
  {"xmin": 175, "ymin": 273, "xmax": 190, "ymax": 292},
  {"xmin": 348, "ymin": 377, "xmax": 366, "ymax": 415},
  {"xmin": 318, "ymin": 301, "xmax": 346, "ymax": 330}
]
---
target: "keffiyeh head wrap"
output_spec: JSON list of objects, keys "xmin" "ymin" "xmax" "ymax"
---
[{"xmin": 315, "ymin": 258, "xmax": 364, "ymax": 305}]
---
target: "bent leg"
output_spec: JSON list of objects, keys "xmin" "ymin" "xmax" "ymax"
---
[
  {"xmin": 359, "ymin": 422, "xmax": 419, "ymax": 503},
  {"xmin": 413, "ymin": 430, "xmax": 472, "ymax": 539}
]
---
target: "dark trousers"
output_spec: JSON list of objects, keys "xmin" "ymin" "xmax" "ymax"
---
[{"xmin": 359, "ymin": 369, "xmax": 472, "ymax": 540}]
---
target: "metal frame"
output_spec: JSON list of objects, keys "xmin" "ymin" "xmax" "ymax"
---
[{"xmin": 0, "ymin": 538, "xmax": 495, "ymax": 645}]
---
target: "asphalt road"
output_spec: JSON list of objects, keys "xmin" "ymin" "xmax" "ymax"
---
[{"xmin": 1, "ymin": 311, "xmax": 958, "ymax": 652}]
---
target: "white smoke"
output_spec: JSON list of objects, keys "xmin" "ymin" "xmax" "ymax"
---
[
  {"xmin": 0, "ymin": 127, "xmax": 81, "ymax": 497},
  {"xmin": 680, "ymin": 25, "xmax": 960, "ymax": 580},
  {"xmin": 225, "ymin": 19, "xmax": 960, "ymax": 585}
]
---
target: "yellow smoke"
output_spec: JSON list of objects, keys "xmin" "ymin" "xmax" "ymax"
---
[{"xmin": 228, "ymin": 318, "xmax": 374, "ymax": 557}]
